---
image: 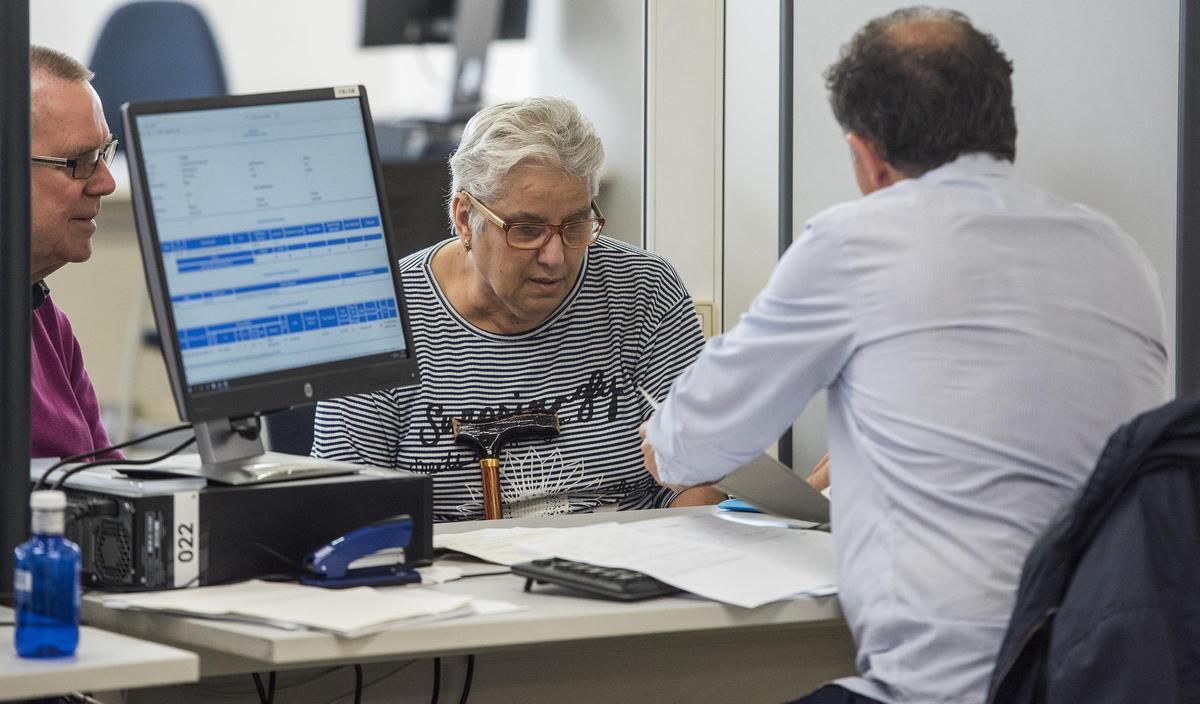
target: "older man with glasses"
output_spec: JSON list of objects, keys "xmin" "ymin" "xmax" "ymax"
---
[
  {"xmin": 28, "ymin": 45, "xmax": 120, "ymax": 460},
  {"xmin": 314, "ymin": 96, "xmax": 724, "ymax": 521}
]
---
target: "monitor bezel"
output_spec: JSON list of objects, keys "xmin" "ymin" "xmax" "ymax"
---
[{"xmin": 123, "ymin": 85, "xmax": 420, "ymax": 423}]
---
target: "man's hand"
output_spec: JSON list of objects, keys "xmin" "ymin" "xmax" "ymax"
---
[
  {"xmin": 639, "ymin": 422, "xmax": 693, "ymax": 492},
  {"xmin": 640, "ymin": 423, "xmax": 723, "ymax": 503},
  {"xmin": 639, "ymin": 421, "xmax": 665, "ymax": 483}
]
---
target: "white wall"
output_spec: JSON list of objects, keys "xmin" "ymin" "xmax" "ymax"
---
[
  {"xmin": 723, "ymin": 0, "xmax": 778, "ymax": 330},
  {"xmin": 645, "ymin": 0, "xmax": 724, "ymax": 306},
  {"xmin": 30, "ymin": 0, "xmax": 534, "ymax": 119},
  {"xmin": 529, "ymin": 1, "xmax": 644, "ymax": 244}
]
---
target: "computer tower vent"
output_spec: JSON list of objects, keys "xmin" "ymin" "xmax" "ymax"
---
[{"xmin": 93, "ymin": 518, "xmax": 133, "ymax": 584}]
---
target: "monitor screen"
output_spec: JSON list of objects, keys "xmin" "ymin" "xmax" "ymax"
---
[{"xmin": 123, "ymin": 86, "xmax": 419, "ymax": 424}]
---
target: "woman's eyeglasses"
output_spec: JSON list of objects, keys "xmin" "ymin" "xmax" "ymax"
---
[{"xmin": 460, "ymin": 189, "xmax": 605, "ymax": 250}]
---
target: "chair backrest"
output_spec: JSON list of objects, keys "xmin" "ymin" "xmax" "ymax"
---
[
  {"xmin": 89, "ymin": 1, "xmax": 227, "ymax": 146},
  {"xmin": 264, "ymin": 405, "xmax": 317, "ymax": 457},
  {"xmin": 987, "ymin": 394, "xmax": 1200, "ymax": 703}
]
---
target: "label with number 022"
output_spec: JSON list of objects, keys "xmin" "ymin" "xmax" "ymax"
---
[{"xmin": 173, "ymin": 491, "xmax": 200, "ymax": 588}]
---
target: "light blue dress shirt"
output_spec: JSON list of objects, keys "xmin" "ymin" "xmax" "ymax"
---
[{"xmin": 646, "ymin": 154, "xmax": 1168, "ymax": 703}]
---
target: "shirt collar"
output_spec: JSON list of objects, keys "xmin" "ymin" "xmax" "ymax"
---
[
  {"xmin": 31, "ymin": 280, "xmax": 49, "ymax": 310},
  {"xmin": 918, "ymin": 152, "xmax": 1015, "ymax": 182}
]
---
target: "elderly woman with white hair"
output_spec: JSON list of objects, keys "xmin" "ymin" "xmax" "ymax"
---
[{"xmin": 313, "ymin": 96, "xmax": 723, "ymax": 521}]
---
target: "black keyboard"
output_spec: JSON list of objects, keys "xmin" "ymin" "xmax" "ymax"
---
[{"xmin": 512, "ymin": 558, "xmax": 681, "ymax": 601}]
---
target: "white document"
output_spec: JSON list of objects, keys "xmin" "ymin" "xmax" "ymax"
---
[
  {"xmin": 102, "ymin": 579, "xmax": 310, "ymax": 616},
  {"xmin": 102, "ymin": 580, "xmax": 476, "ymax": 637},
  {"xmin": 716, "ymin": 453, "xmax": 830, "ymax": 523},
  {"xmin": 434, "ymin": 527, "xmax": 565, "ymax": 565},
  {"xmin": 432, "ymin": 554, "xmax": 515, "ymax": 578},
  {"xmin": 415, "ymin": 564, "xmax": 466, "ymax": 584},
  {"xmin": 464, "ymin": 598, "xmax": 526, "ymax": 617},
  {"xmin": 520, "ymin": 515, "xmax": 837, "ymax": 609},
  {"xmin": 234, "ymin": 587, "xmax": 473, "ymax": 637}
]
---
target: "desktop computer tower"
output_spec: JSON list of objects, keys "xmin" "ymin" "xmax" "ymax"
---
[{"xmin": 60, "ymin": 470, "xmax": 432, "ymax": 591}]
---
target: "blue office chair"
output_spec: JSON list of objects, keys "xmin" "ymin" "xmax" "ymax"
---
[
  {"xmin": 91, "ymin": 2, "xmax": 227, "ymax": 440},
  {"xmin": 88, "ymin": 1, "xmax": 227, "ymax": 146}
]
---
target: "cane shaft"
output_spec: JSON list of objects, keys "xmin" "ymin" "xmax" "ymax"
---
[{"xmin": 480, "ymin": 457, "xmax": 502, "ymax": 520}]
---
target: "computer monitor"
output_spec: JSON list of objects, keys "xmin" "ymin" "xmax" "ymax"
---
[
  {"xmin": 122, "ymin": 86, "xmax": 420, "ymax": 484},
  {"xmin": 361, "ymin": 0, "xmax": 529, "ymax": 46}
]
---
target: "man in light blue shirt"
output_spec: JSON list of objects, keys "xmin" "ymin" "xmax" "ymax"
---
[{"xmin": 641, "ymin": 7, "xmax": 1168, "ymax": 704}]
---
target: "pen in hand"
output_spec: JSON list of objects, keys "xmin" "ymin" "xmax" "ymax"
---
[{"xmin": 637, "ymin": 385, "xmax": 661, "ymax": 411}]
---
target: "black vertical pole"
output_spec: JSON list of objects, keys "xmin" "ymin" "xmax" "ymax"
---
[
  {"xmin": 777, "ymin": 0, "xmax": 795, "ymax": 467},
  {"xmin": 0, "ymin": 1, "xmax": 32, "ymax": 603},
  {"xmin": 641, "ymin": 0, "xmax": 649, "ymax": 248},
  {"xmin": 1178, "ymin": 0, "xmax": 1200, "ymax": 397}
]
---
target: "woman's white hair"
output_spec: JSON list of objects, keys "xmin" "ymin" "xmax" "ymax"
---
[{"xmin": 448, "ymin": 96, "xmax": 605, "ymax": 235}]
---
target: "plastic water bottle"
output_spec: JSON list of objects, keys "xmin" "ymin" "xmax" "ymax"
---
[{"xmin": 14, "ymin": 490, "xmax": 81, "ymax": 658}]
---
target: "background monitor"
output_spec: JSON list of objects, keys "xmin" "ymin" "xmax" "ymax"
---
[
  {"xmin": 123, "ymin": 86, "xmax": 419, "ymax": 482},
  {"xmin": 362, "ymin": 0, "xmax": 529, "ymax": 121},
  {"xmin": 361, "ymin": 0, "xmax": 528, "ymax": 46}
]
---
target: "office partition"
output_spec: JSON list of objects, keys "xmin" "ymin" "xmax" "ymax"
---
[
  {"xmin": 1179, "ymin": 0, "xmax": 1200, "ymax": 395},
  {"xmin": 0, "ymin": 0, "xmax": 31, "ymax": 601},
  {"xmin": 777, "ymin": 0, "xmax": 794, "ymax": 466}
]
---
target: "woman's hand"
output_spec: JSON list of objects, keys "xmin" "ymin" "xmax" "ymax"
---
[
  {"xmin": 807, "ymin": 453, "xmax": 830, "ymax": 492},
  {"xmin": 669, "ymin": 484, "xmax": 726, "ymax": 507}
]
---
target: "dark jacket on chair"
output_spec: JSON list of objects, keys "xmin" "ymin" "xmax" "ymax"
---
[{"xmin": 986, "ymin": 394, "xmax": 1200, "ymax": 703}]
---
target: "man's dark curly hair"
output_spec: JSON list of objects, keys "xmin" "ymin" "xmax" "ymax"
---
[{"xmin": 824, "ymin": 7, "xmax": 1017, "ymax": 176}]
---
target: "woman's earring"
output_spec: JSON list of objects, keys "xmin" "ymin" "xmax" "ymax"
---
[{"xmin": 463, "ymin": 238, "xmax": 472, "ymax": 253}]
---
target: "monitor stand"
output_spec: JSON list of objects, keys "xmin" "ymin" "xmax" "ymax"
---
[
  {"xmin": 191, "ymin": 417, "xmax": 362, "ymax": 485},
  {"xmin": 447, "ymin": 0, "xmax": 503, "ymax": 122}
]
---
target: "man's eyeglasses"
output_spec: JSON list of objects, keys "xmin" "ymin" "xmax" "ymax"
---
[
  {"xmin": 31, "ymin": 136, "xmax": 118, "ymax": 180},
  {"xmin": 460, "ymin": 189, "xmax": 605, "ymax": 250}
]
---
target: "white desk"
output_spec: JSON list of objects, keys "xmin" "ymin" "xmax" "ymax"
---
[
  {"xmin": 82, "ymin": 507, "xmax": 857, "ymax": 703},
  {"xmin": 0, "ymin": 607, "xmax": 198, "ymax": 702}
]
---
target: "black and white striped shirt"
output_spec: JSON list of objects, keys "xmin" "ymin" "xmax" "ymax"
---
[{"xmin": 313, "ymin": 236, "xmax": 705, "ymax": 522}]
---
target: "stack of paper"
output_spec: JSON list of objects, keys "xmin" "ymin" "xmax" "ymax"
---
[
  {"xmin": 437, "ymin": 514, "xmax": 838, "ymax": 609},
  {"xmin": 101, "ymin": 580, "xmax": 479, "ymax": 638},
  {"xmin": 434, "ymin": 526, "xmax": 564, "ymax": 566}
]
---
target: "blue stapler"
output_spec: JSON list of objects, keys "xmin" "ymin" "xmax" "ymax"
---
[{"xmin": 299, "ymin": 514, "xmax": 421, "ymax": 588}]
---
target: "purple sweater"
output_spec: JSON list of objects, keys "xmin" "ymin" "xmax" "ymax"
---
[{"xmin": 31, "ymin": 285, "xmax": 116, "ymax": 459}]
